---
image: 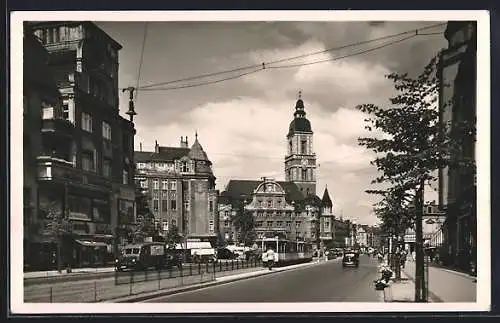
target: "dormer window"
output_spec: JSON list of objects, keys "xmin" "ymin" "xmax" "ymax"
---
[{"xmin": 181, "ymin": 161, "xmax": 190, "ymax": 173}]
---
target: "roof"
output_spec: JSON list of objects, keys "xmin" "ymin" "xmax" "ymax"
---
[
  {"xmin": 134, "ymin": 147, "xmax": 190, "ymax": 162},
  {"xmin": 287, "ymin": 99, "xmax": 313, "ymax": 137},
  {"xmin": 28, "ymin": 21, "xmax": 122, "ymax": 50},
  {"xmin": 321, "ymin": 186, "xmax": 333, "ymax": 207},
  {"xmin": 188, "ymin": 137, "xmax": 210, "ymax": 161},
  {"xmin": 222, "ymin": 180, "xmax": 305, "ymax": 203}
]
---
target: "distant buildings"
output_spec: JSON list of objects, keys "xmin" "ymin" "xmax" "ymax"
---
[
  {"xmin": 24, "ymin": 22, "xmax": 136, "ymax": 270},
  {"xmin": 438, "ymin": 21, "xmax": 477, "ymax": 271},
  {"xmin": 134, "ymin": 135, "xmax": 218, "ymax": 245}
]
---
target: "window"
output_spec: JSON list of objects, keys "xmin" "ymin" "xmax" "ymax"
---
[
  {"xmin": 267, "ymin": 221, "xmax": 273, "ymax": 227},
  {"xmin": 163, "ymin": 221, "xmax": 168, "ymax": 232},
  {"xmin": 42, "ymin": 105, "xmax": 54, "ymax": 119},
  {"xmin": 289, "ymin": 140, "xmax": 293, "ymax": 154},
  {"xmin": 82, "ymin": 151, "xmax": 94, "ymax": 172},
  {"xmin": 102, "ymin": 121, "xmax": 112, "ymax": 140},
  {"xmin": 153, "ymin": 199, "xmax": 159, "ymax": 211},
  {"xmin": 324, "ymin": 221, "xmax": 330, "ymax": 231},
  {"xmin": 181, "ymin": 161, "xmax": 189, "ymax": 173},
  {"xmin": 170, "ymin": 200, "xmax": 176, "ymax": 211},
  {"xmin": 209, "ymin": 220, "xmax": 214, "ymax": 232},
  {"xmin": 277, "ymin": 200, "xmax": 282, "ymax": 208},
  {"xmin": 183, "ymin": 200, "xmax": 190, "ymax": 212},
  {"xmin": 102, "ymin": 159, "xmax": 111, "ymax": 178},
  {"xmin": 277, "ymin": 211, "xmax": 282, "ymax": 216},
  {"xmin": 162, "ymin": 180, "xmax": 168, "ymax": 190},
  {"xmin": 170, "ymin": 181, "xmax": 177, "ymax": 190},
  {"xmin": 140, "ymin": 180, "xmax": 148, "ymax": 188},
  {"xmin": 209, "ymin": 201, "xmax": 214, "ymax": 212},
  {"xmin": 162, "ymin": 200, "xmax": 168, "ymax": 212},
  {"xmin": 122, "ymin": 170, "xmax": 129, "ymax": 185},
  {"xmin": 301, "ymin": 140, "xmax": 307, "ymax": 154},
  {"xmin": 277, "ymin": 221, "xmax": 283, "ymax": 227},
  {"xmin": 295, "ymin": 221, "xmax": 301, "ymax": 228},
  {"xmin": 153, "ymin": 180, "xmax": 159, "ymax": 190},
  {"xmin": 81, "ymin": 112, "xmax": 92, "ymax": 132},
  {"xmin": 153, "ymin": 191, "xmax": 159, "ymax": 198},
  {"xmin": 286, "ymin": 221, "xmax": 292, "ymax": 227},
  {"xmin": 267, "ymin": 200, "xmax": 272, "ymax": 208},
  {"xmin": 224, "ymin": 211, "xmax": 229, "ymax": 217},
  {"xmin": 171, "ymin": 219, "xmax": 177, "ymax": 227},
  {"xmin": 302, "ymin": 169, "xmax": 307, "ymax": 181},
  {"xmin": 224, "ymin": 220, "xmax": 229, "ymax": 227}
]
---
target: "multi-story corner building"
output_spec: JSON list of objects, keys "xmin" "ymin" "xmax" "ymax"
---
[
  {"xmin": 438, "ymin": 21, "xmax": 477, "ymax": 271},
  {"xmin": 26, "ymin": 21, "xmax": 136, "ymax": 270},
  {"xmin": 134, "ymin": 135, "xmax": 218, "ymax": 245}
]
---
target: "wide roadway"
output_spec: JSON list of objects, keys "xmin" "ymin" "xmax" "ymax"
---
[{"xmin": 144, "ymin": 254, "xmax": 382, "ymax": 302}]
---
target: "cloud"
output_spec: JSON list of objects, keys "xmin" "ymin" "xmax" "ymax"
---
[{"xmin": 96, "ymin": 21, "xmax": 447, "ymax": 226}]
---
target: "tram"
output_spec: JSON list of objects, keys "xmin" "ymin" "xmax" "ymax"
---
[{"xmin": 259, "ymin": 237, "xmax": 314, "ymax": 266}]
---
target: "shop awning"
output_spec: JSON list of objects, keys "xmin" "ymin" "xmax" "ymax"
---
[{"xmin": 75, "ymin": 239, "xmax": 109, "ymax": 248}]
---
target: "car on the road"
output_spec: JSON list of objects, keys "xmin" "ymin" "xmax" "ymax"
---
[
  {"xmin": 326, "ymin": 249, "xmax": 338, "ymax": 260},
  {"xmin": 342, "ymin": 251, "xmax": 360, "ymax": 268}
]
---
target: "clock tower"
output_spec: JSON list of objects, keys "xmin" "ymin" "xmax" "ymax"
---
[{"xmin": 284, "ymin": 92, "xmax": 316, "ymax": 197}]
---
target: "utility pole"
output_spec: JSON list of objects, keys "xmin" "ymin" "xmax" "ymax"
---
[{"xmin": 414, "ymin": 178, "xmax": 426, "ymax": 302}]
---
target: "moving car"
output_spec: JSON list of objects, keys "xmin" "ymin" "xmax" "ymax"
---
[{"xmin": 342, "ymin": 250, "xmax": 360, "ymax": 268}]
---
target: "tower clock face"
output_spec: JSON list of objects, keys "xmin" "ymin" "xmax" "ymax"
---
[{"xmin": 301, "ymin": 158, "xmax": 308, "ymax": 167}]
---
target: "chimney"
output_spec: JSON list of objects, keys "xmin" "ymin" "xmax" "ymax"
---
[
  {"xmin": 140, "ymin": 142, "xmax": 142, "ymax": 152},
  {"xmin": 154, "ymin": 140, "xmax": 159, "ymax": 153},
  {"xmin": 180, "ymin": 136, "xmax": 188, "ymax": 148}
]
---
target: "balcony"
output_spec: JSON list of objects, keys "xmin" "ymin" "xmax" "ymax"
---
[
  {"xmin": 37, "ymin": 156, "xmax": 112, "ymax": 189},
  {"xmin": 41, "ymin": 118, "xmax": 75, "ymax": 138}
]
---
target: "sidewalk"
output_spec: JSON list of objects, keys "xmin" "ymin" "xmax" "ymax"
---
[
  {"xmin": 404, "ymin": 261, "xmax": 476, "ymax": 302},
  {"xmin": 107, "ymin": 261, "xmax": 319, "ymax": 303}
]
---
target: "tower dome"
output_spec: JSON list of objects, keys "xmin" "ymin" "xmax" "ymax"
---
[
  {"xmin": 287, "ymin": 93, "xmax": 313, "ymax": 137},
  {"xmin": 188, "ymin": 132, "xmax": 210, "ymax": 161}
]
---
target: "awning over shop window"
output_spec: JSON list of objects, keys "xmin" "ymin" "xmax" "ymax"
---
[{"xmin": 75, "ymin": 239, "xmax": 109, "ymax": 248}]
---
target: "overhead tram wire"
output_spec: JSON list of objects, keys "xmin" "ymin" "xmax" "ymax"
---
[
  {"xmin": 138, "ymin": 33, "xmax": 420, "ymax": 92},
  {"xmin": 134, "ymin": 22, "xmax": 149, "ymax": 103},
  {"xmin": 131, "ymin": 22, "xmax": 446, "ymax": 92}
]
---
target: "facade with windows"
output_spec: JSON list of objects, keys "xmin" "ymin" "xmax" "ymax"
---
[
  {"xmin": 438, "ymin": 21, "xmax": 477, "ymax": 271},
  {"xmin": 219, "ymin": 178, "xmax": 318, "ymax": 245},
  {"xmin": 25, "ymin": 22, "xmax": 136, "ymax": 270},
  {"xmin": 134, "ymin": 135, "xmax": 218, "ymax": 245}
]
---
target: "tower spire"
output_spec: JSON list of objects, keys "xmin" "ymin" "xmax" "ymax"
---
[
  {"xmin": 195, "ymin": 130, "xmax": 198, "ymax": 140},
  {"xmin": 298, "ymin": 90, "xmax": 302, "ymax": 99}
]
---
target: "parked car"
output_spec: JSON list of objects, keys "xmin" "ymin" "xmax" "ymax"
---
[
  {"xmin": 342, "ymin": 250, "xmax": 360, "ymax": 268},
  {"xmin": 217, "ymin": 247, "xmax": 238, "ymax": 260},
  {"xmin": 115, "ymin": 242, "xmax": 181, "ymax": 271}
]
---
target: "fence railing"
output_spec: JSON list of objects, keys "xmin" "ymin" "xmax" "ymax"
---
[{"xmin": 24, "ymin": 258, "xmax": 264, "ymax": 303}]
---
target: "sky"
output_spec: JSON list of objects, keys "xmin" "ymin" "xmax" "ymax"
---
[{"xmin": 96, "ymin": 20, "xmax": 447, "ymax": 226}]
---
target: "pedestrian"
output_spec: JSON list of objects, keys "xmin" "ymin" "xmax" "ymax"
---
[{"xmin": 265, "ymin": 247, "xmax": 275, "ymax": 270}]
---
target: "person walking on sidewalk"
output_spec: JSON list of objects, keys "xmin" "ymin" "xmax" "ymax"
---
[{"xmin": 264, "ymin": 248, "xmax": 275, "ymax": 270}]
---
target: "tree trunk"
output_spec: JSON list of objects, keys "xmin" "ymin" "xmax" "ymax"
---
[
  {"xmin": 415, "ymin": 180, "xmax": 426, "ymax": 302},
  {"xmin": 56, "ymin": 237, "xmax": 62, "ymax": 273}
]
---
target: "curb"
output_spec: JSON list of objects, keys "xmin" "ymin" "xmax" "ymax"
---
[{"xmin": 106, "ymin": 261, "xmax": 322, "ymax": 303}]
